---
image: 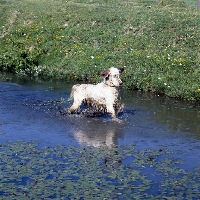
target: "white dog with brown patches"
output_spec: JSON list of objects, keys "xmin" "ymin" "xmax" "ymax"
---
[{"xmin": 67, "ymin": 67, "xmax": 124, "ymax": 121}]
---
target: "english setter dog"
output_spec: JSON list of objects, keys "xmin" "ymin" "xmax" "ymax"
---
[{"xmin": 67, "ymin": 67, "xmax": 124, "ymax": 121}]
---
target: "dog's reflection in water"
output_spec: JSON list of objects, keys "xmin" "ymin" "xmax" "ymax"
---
[
  {"xmin": 75, "ymin": 129, "xmax": 117, "ymax": 148},
  {"xmin": 73, "ymin": 120, "xmax": 124, "ymax": 167},
  {"xmin": 73, "ymin": 119, "xmax": 123, "ymax": 147}
]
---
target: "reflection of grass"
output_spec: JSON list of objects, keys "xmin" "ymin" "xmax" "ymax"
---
[
  {"xmin": 0, "ymin": 141, "xmax": 200, "ymax": 199},
  {"xmin": 0, "ymin": 0, "xmax": 200, "ymax": 100}
]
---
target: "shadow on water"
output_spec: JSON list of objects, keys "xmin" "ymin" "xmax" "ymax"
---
[{"xmin": 1, "ymin": 74, "xmax": 200, "ymax": 198}]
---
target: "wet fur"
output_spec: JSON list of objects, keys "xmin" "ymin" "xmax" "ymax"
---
[
  {"xmin": 67, "ymin": 67, "xmax": 124, "ymax": 121},
  {"xmin": 83, "ymin": 98, "xmax": 124, "ymax": 116}
]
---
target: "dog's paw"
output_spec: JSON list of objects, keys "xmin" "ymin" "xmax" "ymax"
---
[
  {"xmin": 112, "ymin": 118, "xmax": 123, "ymax": 123},
  {"xmin": 65, "ymin": 108, "xmax": 71, "ymax": 113},
  {"xmin": 65, "ymin": 108, "xmax": 76, "ymax": 114}
]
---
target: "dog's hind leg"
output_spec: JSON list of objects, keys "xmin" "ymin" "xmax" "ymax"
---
[{"xmin": 67, "ymin": 98, "xmax": 83, "ymax": 114}]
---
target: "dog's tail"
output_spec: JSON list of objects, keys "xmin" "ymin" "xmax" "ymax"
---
[{"xmin": 68, "ymin": 84, "xmax": 80, "ymax": 101}]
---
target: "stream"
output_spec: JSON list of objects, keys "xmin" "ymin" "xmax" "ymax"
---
[{"xmin": 0, "ymin": 75, "xmax": 200, "ymax": 198}]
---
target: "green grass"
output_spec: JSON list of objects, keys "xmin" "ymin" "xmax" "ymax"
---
[
  {"xmin": 0, "ymin": 0, "xmax": 200, "ymax": 100},
  {"xmin": 183, "ymin": 0, "xmax": 199, "ymax": 6}
]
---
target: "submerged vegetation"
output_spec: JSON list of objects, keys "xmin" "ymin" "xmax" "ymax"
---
[
  {"xmin": 0, "ymin": 0, "xmax": 200, "ymax": 100},
  {"xmin": 0, "ymin": 141, "xmax": 200, "ymax": 199}
]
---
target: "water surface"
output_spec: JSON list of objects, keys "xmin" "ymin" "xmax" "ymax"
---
[{"xmin": 0, "ymin": 76, "xmax": 200, "ymax": 170}]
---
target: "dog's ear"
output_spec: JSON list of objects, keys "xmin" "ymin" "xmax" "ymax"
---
[
  {"xmin": 118, "ymin": 67, "xmax": 125, "ymax": 74},
  {"xmin": 101, "ymin": 69, "xmax": 110, "ymax": 78}
]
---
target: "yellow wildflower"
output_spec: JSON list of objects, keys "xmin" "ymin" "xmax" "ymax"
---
[{"xmin": 178, "ymin": 58, "xmax": 183, "ymax": 63}]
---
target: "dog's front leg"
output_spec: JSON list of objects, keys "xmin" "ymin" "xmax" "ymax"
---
[
  {"xmin": 114, "ymin": 102, "xmax": 124, "ymax": 115},
  {"xmin": 106, "ymin": 102, "xmax": 117, "ymax": 120},
  {"xmin": 106, "ymin": 103, "xmax": 122, "ymax": 123}
]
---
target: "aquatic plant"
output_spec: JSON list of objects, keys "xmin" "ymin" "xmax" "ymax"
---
[{"xmin": 0, "ymin": 141, "xmax": 200, "ymax": 199}]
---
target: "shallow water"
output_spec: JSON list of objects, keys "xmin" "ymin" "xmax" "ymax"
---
[
  {"xmin": 1, "ymin": 75, "xmax": 200, "ymax": 198},
  {"xmin": 0, "ymin": 76, "xmax": 200, "ymax": 170}
]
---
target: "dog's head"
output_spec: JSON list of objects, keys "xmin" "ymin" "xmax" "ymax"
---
[{"xmin": 101, "ymin": 67, "xmax": 124, "ymax": 87}]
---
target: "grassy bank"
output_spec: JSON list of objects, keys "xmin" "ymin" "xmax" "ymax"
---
[{"xmin": 0, "ymin": 0, "xmax": 200, "ymax": 100}]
